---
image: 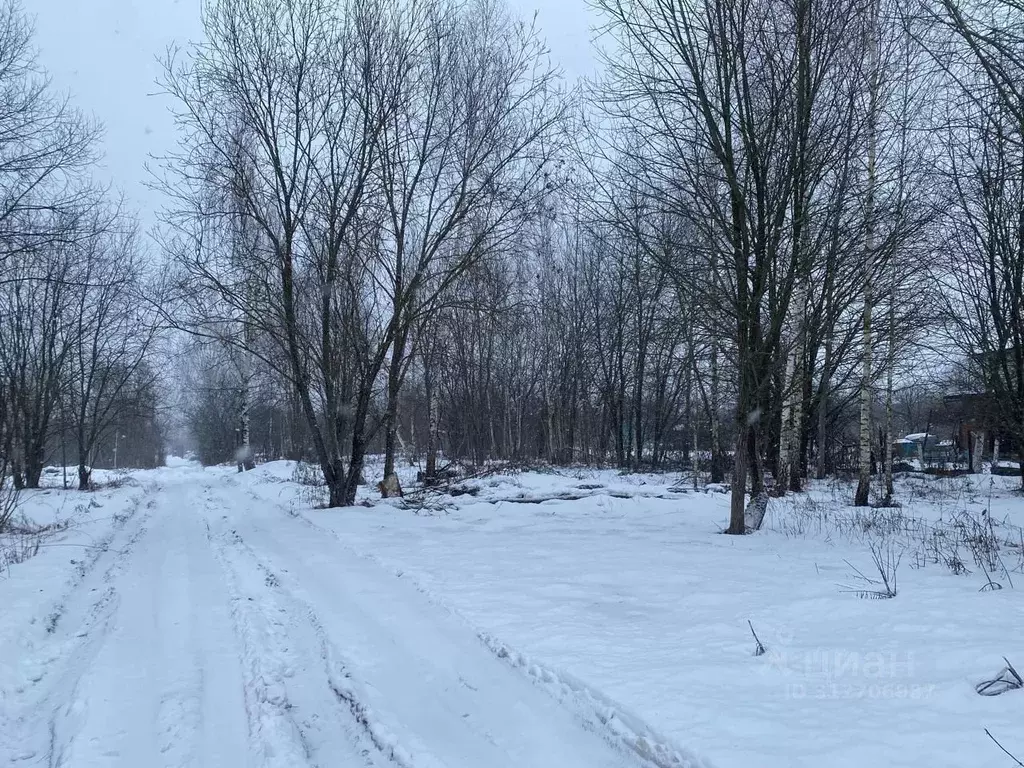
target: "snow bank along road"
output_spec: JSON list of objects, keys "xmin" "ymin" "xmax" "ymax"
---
[{"xmin": 0, "ymin": 466, "xmax": 682, "ymax": 768}]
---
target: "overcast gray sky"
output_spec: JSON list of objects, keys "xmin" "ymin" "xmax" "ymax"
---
[{"xmin": 32, "ymin": 0, "xmax": 597, "ymax": 237}]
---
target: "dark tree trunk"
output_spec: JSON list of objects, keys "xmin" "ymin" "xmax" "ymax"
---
[
  {"xmin": 382, "ymin": 337, "xmax": 405, "ymax": 481},
  {"xmin": 343, "ymin": 436, "xmax": 366, "ymax": 507},
  {"xmin": 24, "ymin": 441, "xmax": 44, "ymax": 489},
  {"xmin": 424, "ymin": 359, "xmax": 438, "ymax": 480},
  {"xmin": 728, "ymin": 426, "xmax": 749, "ymax": 534}
]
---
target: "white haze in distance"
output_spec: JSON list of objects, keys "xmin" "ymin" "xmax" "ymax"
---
[{"xmin": 31, "ymin": 0, "xmax": 597, "ymax": 237}]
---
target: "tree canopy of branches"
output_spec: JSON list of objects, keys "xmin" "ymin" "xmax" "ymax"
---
[
  {"xmin": 161, "ymin": 0, "xmax": 562, "ymax": 506},
  {"xmin": 162, "ymin": 0, "xmax": 1024, "ymax": 525},
  {"xmin": 0, "ymin": 1, "xmax": 161, "ymax": 506}
]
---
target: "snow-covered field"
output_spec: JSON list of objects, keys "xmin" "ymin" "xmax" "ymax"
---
[{"xmin": 1, "ymin": 460, "xmax": 1022, "ymax": 767}]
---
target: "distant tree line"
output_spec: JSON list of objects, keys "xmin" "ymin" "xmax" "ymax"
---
[{"xmin": 164, "ymin": 0, "xmax": 1024, "ymax": 530}]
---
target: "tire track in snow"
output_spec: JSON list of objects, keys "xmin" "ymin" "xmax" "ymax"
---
[
  {"xmin": 217, "ymin": 526, "xmax": 426, "ymax": 768},
  {"xmin": 41, "ymin": 487, "xmax": 149, "ymax": 636},
  {"xmin": 212, "ymin": 482, "xmax": 641, "ymax": 768},
  {"xmin": 0, "ymin": 488, "xmax": 156, "ymax": 765},
  {"xmin": 214, "ymin": 502, "xmax": 428, "ymax": 767},
  {"xmin": 206, "ymin": 508, "xmax": 387, "ymax": 768},
  {"xmin": 8, "ymin": 475, "xmax": 255, "ymax": 768},
  {"xmin": 244, "ymin": 485, "xmax": 713, "ymax": 768},
  {"xmin": 209, "ymin": 523, "xmax": 317, "ymax": 768},
  {"xmin": 44, "ymin": 494, "xmax": 164, "ymax": 768},
  {"xmin": 62, "ymin": 478, "xmax": 252, "ymax": 768},
  {"xmin": 480, "ymin": 634, "xmax": 713, "ymax": 768}
]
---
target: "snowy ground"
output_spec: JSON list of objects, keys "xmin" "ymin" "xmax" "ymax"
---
[{"xmin": 1, "ymin": 460, "xmax": 1022, "ymax": 767}]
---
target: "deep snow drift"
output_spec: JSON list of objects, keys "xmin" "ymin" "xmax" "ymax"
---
[{"xmin": 0, "ymin": 460, "xmax": 1022, "ymax": 767}]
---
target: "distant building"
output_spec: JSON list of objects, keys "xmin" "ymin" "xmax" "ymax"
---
[
  {"xmin": 891, "ymin": 432, "xmax": 961, "ymax": 467},
  {"xmin": 943, "ymin": 392, "xmax": 1018, "ymax": 465}
]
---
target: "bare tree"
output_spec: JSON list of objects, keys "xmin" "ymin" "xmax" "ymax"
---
[
  {"xmin": 595, "ymin": 0, "xmax": 872, "ymax": 530},
  {"xmin": 64, "ymin": 214, "xmax": 158, "ymax": 489},
  {"xmin": 162, "ymin": 0, "xmax": 561, "ymax": 505},
  {"xmin": 930, "ymin": 0, "xmax": 1024, "ymax": 486},
  {"xmin": 855, "ymin": 0, "xmax": 882, "ymax": 507},
  {"xmin": 0, "ymin": 0, "xmax": 99, "ymax": 258},
  {"xmin": 160, "ymin": 0, "xmax": 385, "ymax": 505},
  {"xmin": 940, "ymin": 79, "xmax": 1024, "ymax": 485},
  {"xmin": 371, "ymin": 0, "xmax": 563, "ymax": 491}
]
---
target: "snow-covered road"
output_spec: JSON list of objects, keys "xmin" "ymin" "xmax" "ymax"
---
[
  {"xmin": 0, "ymin": 468, "xmax": 653, "ymax": 768},
  {"xmin": 7, "ymin": 461, "xmax": 1021, "ymax": 767}
]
